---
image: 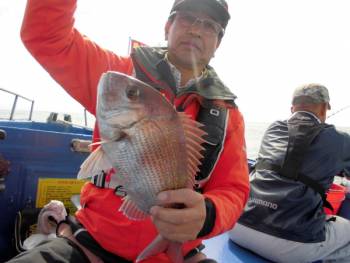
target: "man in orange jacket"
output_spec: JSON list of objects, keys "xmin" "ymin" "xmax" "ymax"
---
[{"xmin": 10, "ymin": 0, "xmax": 249, "ymax": 262}]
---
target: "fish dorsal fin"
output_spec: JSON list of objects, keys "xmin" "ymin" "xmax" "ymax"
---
[
  {"xmin": 77, "ymin": 146, "xmax": 113, "ymax": 179},
  {"xmin": 178, "ymin": 112, "xmax": 207, "ymax": 187},
  {"xmin": 119, "ymin": 196, "xmax": 148, "ymax": 220}
]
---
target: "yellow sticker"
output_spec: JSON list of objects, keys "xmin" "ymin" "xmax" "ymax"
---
[{"xmin": 36, "ymin": 178, "xmax": 86, "ymax": 213}]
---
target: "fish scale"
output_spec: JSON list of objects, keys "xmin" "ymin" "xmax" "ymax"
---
[{"xmin": 121, "ymin": 119, "xmax": 187, "ymax": 212}]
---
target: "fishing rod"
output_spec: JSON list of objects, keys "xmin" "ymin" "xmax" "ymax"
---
[{"xmin": 327, "ymin": 104, "xmax": 350, "ymax": 119}]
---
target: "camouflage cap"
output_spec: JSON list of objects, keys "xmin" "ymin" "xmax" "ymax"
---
[{"xmin": 292, "ymin": 83, "xmax": 331, "ymax": 109}]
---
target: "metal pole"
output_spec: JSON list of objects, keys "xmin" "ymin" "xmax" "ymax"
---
[
  {"xmin": 10, "ymin": 96, "xmax": 18, "ymax": 120},
  {"xmin": 29, "ymin": 101, "xmax": 34, "ymax": 120},
  {"xmin": 84, "ymin": 108, "xmax": 88, "ymax": 126}
]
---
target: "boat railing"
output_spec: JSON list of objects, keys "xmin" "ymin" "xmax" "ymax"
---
[
  {"xmin": 1, "ymin": 87, "xmax": 93, "ymax": 127},
  {"xmin": 0, "ymin": 87, "xmax": 34, "ymax": 121}
]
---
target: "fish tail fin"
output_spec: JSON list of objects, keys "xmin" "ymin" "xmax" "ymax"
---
[
  {"xmin": 136, "ymin": 235, "xmax": 168, "ymax": 262},
  {"xmin": 136, "ymin": 235, "xmax": 183, "ymax": 263},
  {"xmin": 77, "ymin": 145, "xmax": 113, "ymax": 179},
  {"xmin": 167, "ymin": 242, "xmax": 183, "ymax": 263}
]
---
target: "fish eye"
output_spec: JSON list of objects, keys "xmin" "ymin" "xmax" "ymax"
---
[{"xmin": 125, "ymin": 86, "xmax": 140, "ymax": 101}]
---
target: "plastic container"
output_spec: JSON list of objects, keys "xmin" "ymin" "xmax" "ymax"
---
[{"xmin": 324, "ymin": 183, "xmax": 346, "ymax": 215}]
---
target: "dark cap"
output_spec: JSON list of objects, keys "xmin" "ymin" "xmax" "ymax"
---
[
  {"xmin": 170, "ymin": 0, "xmax": 230, "ymax": 29},
  {"xmin": 292, "ymin": 83, "xmax": 331, "ymax": 109}
]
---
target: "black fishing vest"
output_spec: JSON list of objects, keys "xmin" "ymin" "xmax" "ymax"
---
[
  {"xmin": 255, "ymin": 112, "xmax": 333, "ymax": 210},
  {"xmin": 130, "ymin": 46, "xmax": 237, "ymax": 187}
]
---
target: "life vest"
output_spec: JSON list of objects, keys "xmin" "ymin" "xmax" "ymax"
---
[{"xmin": 131, "ymin": 46, "xmax": 236, "ymax": 188}]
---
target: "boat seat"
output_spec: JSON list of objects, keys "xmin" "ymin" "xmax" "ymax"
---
[
  {"xmin": 203, "ymin": 232, "xmax": 273, "ymax": 262},
  {"xmin": 0, "ymin": 129, "xmax": 6, "ymax": 140}
]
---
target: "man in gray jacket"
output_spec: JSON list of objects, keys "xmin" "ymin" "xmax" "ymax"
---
[{"xmin": 230, "ymin": 83, "xmax": 350, "ymax": 263}]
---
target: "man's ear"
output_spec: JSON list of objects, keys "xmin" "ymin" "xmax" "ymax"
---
[
  {"xmin": 321, "ymin": 103, "xmax": 328, "ymax": 117},
  {"xmin": 164, "ymin": 20, "xmax": 171, "ymax": 41},
  {"xmin": 315, "ymin": 103, "xmax": 328, "ymax": 123}
]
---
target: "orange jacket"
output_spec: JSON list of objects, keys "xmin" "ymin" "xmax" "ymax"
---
[{"xmin": 21, "ymin": 0, "xmax": 249, "ymax": 261}]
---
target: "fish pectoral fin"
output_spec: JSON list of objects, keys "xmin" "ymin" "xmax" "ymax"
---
[
  {"xmin": 119, "ymin": 196, "xmax": 147, "ymax": 221},
  {"xmin": 136, "ymin": 235, "xmax": 183, "ymax": 263},
  {"xmin": 77, "ymin": 146, "xmax": 113, "ymax": 179}
]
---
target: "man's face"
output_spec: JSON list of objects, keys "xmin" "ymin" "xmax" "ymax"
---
[{"xmin": 165, "ymin": 10, "xmax": 222, "ymax": 70}]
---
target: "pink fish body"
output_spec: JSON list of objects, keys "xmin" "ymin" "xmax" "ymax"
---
[{"xmin": 78, "ymin": 72, "xmax": 206, "ymax": 262}]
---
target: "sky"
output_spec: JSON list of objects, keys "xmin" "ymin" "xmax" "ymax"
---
[{"xmin": 0, "ymin": 0, "xmax": 349, "ymax": 127}]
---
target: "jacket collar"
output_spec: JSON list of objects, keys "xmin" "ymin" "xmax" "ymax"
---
[{"xmin": 131, "ymin": 46, "xmax": 237, "ymax": 101}]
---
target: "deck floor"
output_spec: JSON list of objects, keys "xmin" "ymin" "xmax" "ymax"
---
[{"xmin": 203, "ymin": 232, "xmax": 272, "ymax": 263}]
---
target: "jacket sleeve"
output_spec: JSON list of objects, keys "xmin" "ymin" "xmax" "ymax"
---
[
  {"xmin": 20, "ymin": 0, "xmax": 134, "ymax": 114},
  {"xmin": 202, "ymin": 107, "xmax": 250, "ymax": 238}
]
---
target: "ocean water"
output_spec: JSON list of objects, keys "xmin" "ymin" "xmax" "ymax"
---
[
  {"xmin": 1, "ymin": 110, "xmax": 349, "ymax": 159},
  {"xmin": 245, "ymin": 122, "xmax": 270, "ymax": 159}
]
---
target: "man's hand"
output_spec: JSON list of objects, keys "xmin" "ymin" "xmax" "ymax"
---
[{"xmin": 150, "ymin": 188, "xmax": 206, "ymax": 243}]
